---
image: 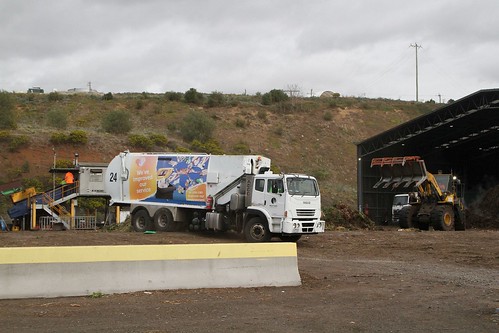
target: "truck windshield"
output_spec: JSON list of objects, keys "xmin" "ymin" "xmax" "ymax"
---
[
  {"xmin": 393, "ymin": 196, "xmax": 408, "ymax": 205},
  {"xmin": 286, "ymin": 177, "xmax": 319, "ymax": 196}
]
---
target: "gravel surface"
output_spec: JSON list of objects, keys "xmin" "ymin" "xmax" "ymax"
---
[{"xmin": 0, "ymin": 228, "xmax": 498, "ymax": 332}]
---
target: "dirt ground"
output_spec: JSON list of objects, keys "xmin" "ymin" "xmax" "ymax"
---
[{"xmin": 0, "ymin": 228, "xmax": 498, "ymax": 333}]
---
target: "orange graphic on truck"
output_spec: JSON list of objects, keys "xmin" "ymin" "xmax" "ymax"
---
[{"xmin": 129, "ymin": 155, "xmax": 158, "ymax": 200}]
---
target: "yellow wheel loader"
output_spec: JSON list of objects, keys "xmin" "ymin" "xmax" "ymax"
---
[{"xmin": 370, "ymin": 156, "xmax": 465, "ymax": 231}]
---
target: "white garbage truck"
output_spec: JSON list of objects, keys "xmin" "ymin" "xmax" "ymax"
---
[{"xmin": 104, "ymin": 151, "xmax": 325, "ymax": 242}]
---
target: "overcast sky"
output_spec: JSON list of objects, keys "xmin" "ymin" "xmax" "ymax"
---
[{"xmin": 1, "ymin": 0, "xmax": 498, "ymax": 101}]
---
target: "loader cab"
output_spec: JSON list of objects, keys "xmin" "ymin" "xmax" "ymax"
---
[
  {"xmin": 434, "ymin": 173, "xmax": 453, "ymax": 192},
  {"xmin": 434, "ymin": 173, "xmax": 463, "ymax": 199}
]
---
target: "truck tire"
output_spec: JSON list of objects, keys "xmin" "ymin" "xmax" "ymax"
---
[
  {"xmin": 153, "ymin": 208, "xmax": 175, "ymax": 232},
  {"xmin": 431, "ymin": 205, "xmax": 454, "ymax": 231},
  {"xmin": 244, "ymin": 217, "xmax": 271, "ymax": 242},
  {"xmin": 131, "ymin": 210, "xmax": 151, "ymax": 232},
  {"xmin": 279, "ymin": 235, "xmax": 302, "ymax": 242},
  {"xmin": 399, "ymin": 206, "xmax": 417, "ymax": 229}
]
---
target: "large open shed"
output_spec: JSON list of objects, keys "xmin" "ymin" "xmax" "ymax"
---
[{"xmin": 356, "ymin": 88, "xmax": 499, "ymax": 224}]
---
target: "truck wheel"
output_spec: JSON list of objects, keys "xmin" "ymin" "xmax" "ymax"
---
[
  {"xmin": 279, "ymin": 235, "xmax": 302, "ymax": 242},
  {"xmin": 131, "ymin": 210, "xmax": 151, "ymax": 232},
  {"xmin": 244, "ymin": 217, "xmax": 271, "ymax": 242},
  {"xmin": 153, "ymin": 208, "xmax": 174, "ymax": 232},
  {"xmin": 431, "ymin": 206, "xmax": 454, "ymax": 231},
  {"xmin": 399, "ymin": 206, "xmax": 417, "ymax": 229}
]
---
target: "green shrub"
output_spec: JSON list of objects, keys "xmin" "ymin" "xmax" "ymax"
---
[
  {"xmin": 23, "ymin": 178, "xmax": 44, "ymax": 192},
  {"xmin": 46, "ymin": 108, "xmax": 69, "ymax": 129},
  {"xmin": 69, "ymin": 130, "xmax": 88, "ymax": 144},
  {"xmin": 48, "ymin": 92, "xmax": 63, "ymax": 102},
  {"xmin": 184, "ymin": 88, "xmax": 204, "ymax": 104},
  {"xmin": 165, "ymin": 91, "xmax": 183, "ymax": 101},
  {"xmin": 135, "ymin": 100, "xmax": 144, "ymax": 110},
  {"xmin": 207, "ymin": 91, "xmax": 225, "ymax": 107},
  {"xmin": 235, "ymin": 118, "xmax": 246, "ymax": 128},
  {"xmin": 262, "ymin": 89, "xmax": 289, "ymax": 105},
  {"xmin": 0, "ymin": 131, "xmax": 29, "ymax": 151},
  {"xmin": 179, "ymin": 110, "xmax": 215, "ymax": 142},
  {"xmin": 56, "ymin": 159, "xmax": 74, "ymax": 168},
  {"xmin": 190, "ymin": 139, "xmax": 224, "ymax": 154},
  {"xmin": 49, "ymin": 131, "xmax": 88, "ymax": 145},
  {"xmin": 0, "ymin": 92, "xmax": 16, "ymax": 129},
  {"xmin": 261, "ymin": 93, "xmax": 272, "ymax": 105},
  {"xmin": 102, "ymin": 92, "xmax": 113, "ymax": 100},
  {"xmin": 149, "ymin": 133, "xmax": 168, "ymax": 146},
  {"xmin": 7, "ymin": 167, "xmax": 23, "ymax": 179},
  {"xmin": 0, "ymin": 130, "xmax": 12, "ymax": 142},
  {"xmin": 128, "ymin": 134, "xmax": 153, "ymax": 150},
  {"xmin": 50, "ymin": 132, "xmax": 69, "ymax": 144},
  {"xmin": 176, "ymin": 146, "xmax": 192, "ymax": 153},
  {"xmin": 323, "ymin": 110, "xmax": 332, "ymax": 121},
  {"xmin": 257, "ymin": 109, "xmax": 267, "ymax": 121},
  {"xmin": 8, "ymin": 135, "xmax": 29, "ymax": 152},
  {"xmin": 21, "ymin": 161, "xmax": 30, "ymax": 173},
  {"xmin": 270, "ymin": 164, "xmax": 281, "ymax": 174},
  {"xmin": 102, "ymin": 110, "xmax": 132, "ymax": 134},
  {"xmin": 232, "ymin": 141, "xmax": 251, "ymax": 154},
  {"xmin": 273, "ymin": 125, "xmax": 283, "ymax": 136}
]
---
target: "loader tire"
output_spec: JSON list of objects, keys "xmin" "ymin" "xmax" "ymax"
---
[
  {"xmin": 153, "ymin": 208, "xmax": 175, "ymax": 232},
  {"xmin": 244, "ymin": 217, "xmax": 271, "ymax": 242},
  {"xmin": 398, "ymin": 206, "xmax": 418, "ymax": 229},
  {"xmin": 131, "ymin": 209, "xmax": 151, "ymax": 232},
  {"xmin": 431, "ymin": 205, "xmax": 454, "ymax": 231},
  {"xmin": 454, "ymin": 208, "xmax": 466, "ymax": 231}
]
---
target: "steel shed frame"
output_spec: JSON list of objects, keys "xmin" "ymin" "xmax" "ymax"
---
[{"xmin": 356, "ymin": 89, "xmax": 499, "ymax": 224}]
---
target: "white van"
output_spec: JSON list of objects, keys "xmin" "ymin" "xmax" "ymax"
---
[{"xmin": 392, "ymin": 194, "xmax": 410, "ymax": 223}]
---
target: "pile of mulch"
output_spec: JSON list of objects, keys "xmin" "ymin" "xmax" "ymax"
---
[
  {"xmin": 324, "ymin": 203, "xmax": 375, "ymax": 230},
  {"xmin": 465, "ymin": 185, "xmax": 499, "ymax": 229}
]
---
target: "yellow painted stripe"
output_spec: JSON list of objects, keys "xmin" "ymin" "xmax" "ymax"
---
[{"xmin": 0, "ymin": 243, "xmax": 297, "ymax": 264}]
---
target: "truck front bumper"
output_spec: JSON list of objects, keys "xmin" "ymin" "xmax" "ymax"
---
[{"xmin": 282, "ymin": 220, "xmax": 325, "ymax": 234}]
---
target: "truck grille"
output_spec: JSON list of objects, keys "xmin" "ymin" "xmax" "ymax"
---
[
  {"xmin": 294, "ymin": 210, "xmax": 317, "ymax": 233},
  {"xmin": 301, "ymin": 222, "xmax": 316, "ymax": 233},
  {"xmin": 296, "ymin": 209, "xmax": 315, "ymax": 217}
]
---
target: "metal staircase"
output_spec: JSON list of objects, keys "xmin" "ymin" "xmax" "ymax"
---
[{"xmin": 36, "ymin": 183, "xmax": 79, "ymax": 230}]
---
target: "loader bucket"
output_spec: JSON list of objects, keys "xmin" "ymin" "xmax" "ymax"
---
[{"xmin": 370, "ymin": 156, "xmax": 428, "ymax": 189}]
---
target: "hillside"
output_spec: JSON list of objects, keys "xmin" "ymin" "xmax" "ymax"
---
[{"xmin": 0, "ymin": 92, "xmax": 439, "ymax": 219}]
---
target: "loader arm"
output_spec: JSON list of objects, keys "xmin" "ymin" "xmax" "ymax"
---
[
  {"xmin": 371, "ymin": 156, "xmax": 427, "ymax": 189},
  {"xmin": 419, "ymin": 171, "xmax": 445, "ymax": 200},
  {"xmin": 370, "ymin": 156, "xmax": 444, "ymax": 199}
]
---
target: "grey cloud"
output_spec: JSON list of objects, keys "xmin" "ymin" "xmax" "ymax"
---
[{"xmin": 0, "ymin": 0, "xmax": 498, "ymax": 100}]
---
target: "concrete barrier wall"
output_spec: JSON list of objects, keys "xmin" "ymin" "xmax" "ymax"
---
[{"xmin": 0, "ymin": 243, "xmax": 301, "ymax": 299}]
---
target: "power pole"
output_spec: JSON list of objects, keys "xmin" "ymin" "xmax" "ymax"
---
[{"xmin": 410, "ymin": 43, "xmax": 422, "ymax": 102}]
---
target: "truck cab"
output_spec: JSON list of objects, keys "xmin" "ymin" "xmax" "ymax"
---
[
  {"xmin": 392, "ymin": 194, "xmax": 410, "ymax": 224},
  {"xmin": 239, "ymin": 173, "xmax": 324, "ymax": 242}
]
